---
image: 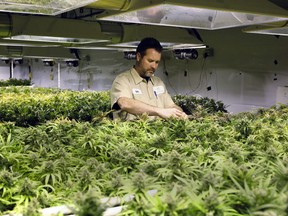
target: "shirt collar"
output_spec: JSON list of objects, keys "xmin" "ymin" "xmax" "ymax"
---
[{"xmin": 130, "ymin": 67, "xmax": 155, "ymax": 85}]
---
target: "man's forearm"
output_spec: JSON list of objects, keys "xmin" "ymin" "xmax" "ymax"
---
[
  {"xmin": 117, "ymin": 97, "xmax": 187, "ymax": 119},
  {"xmin": 117, "ymin": 97, "xmax": 158, "ymax": 116}
]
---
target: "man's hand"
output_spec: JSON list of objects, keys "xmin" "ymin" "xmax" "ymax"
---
[
  {"xmin": 117, "ymin": 97, "xmax": 188, "ymax": 120},
  {"xmin": 156, "ymin": 107, "xmax": 188, "ymax": 119}
]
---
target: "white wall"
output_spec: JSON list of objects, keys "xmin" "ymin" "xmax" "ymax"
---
[
  {"xmin": 0, "ymin": 61, "xmax": 29, "ymax": 80},
  {"xmin": 0, "ymin": 65, "xmax": 10, "ymax": 80},
  {"xmin": 1, "ymin": 27, "xmax": 287, "ymax": 113}
]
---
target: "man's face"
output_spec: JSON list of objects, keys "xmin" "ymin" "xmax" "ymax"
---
[{"xmin": 136, "ymin": 48, "xmax": 161, "ymax": 78}]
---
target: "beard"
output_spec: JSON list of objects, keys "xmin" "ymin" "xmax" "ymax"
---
[{"xmin": 144, "ymin": 69, "xmax": 155, "ymax": 77}]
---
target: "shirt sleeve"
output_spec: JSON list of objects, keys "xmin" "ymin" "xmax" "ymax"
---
[{"xmin": 110, "ymin": 75, "xmax": 132, "ymax": 110}]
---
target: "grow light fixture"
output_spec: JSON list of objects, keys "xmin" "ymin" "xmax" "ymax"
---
[
  {"xmin": 67, "ymin": 46, "xmax": 121, "ymax": 50},
  {"xmin": 99, "ymin": 4, "xmax": 288, "ymax": 30},
  {"xmin": 109, "ymin": 41, "xmax": 206, "ymax": 50},
  {"xmin": 124, "ymin": 51, "xmax": 136, "ymax": 60},
  {"xmin": 243, "ymin": 22, "xmax": 288, "ymax": 36},
  {"xmin": 173, "ymin": 49, "xmax": 198, "ymax": 60},
  {"xmin": 66, "ymin": 60, "xmax": 79, "ymax": 67},
  {"xmin": 0, "ymin": 0, "xmax": 100, "ymax": 15},
  {"xmin": 13, "ymin": 58, "xmax": 23, "ymax": 64},
  {"xmin": 42, "ymin": 59, "xmax": 55, "ymax": 67},
  {"xmin": 171, "ymin": 44, "xmax": 207, "ymax": 50},
  {"xmin": 1, "ymin": 57, "xmax": 24, "ymax": 65},
  {"xmin": 5, "ymin": 35, "xmax": 108, "ymax": 45},
  {"xmin": 0, "ymin": 41, "xmax": 60, "ymax": 48},
  {"xmin": 250, "ymin": 27, "xmax": 288, "ymax": 36},
  {"xmin": 1, "ymin": 57, "xmax": 10, "ymax": 64}
]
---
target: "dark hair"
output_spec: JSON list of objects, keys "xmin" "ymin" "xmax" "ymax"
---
[{"xmin": 136, "ymin": 37, "xmax": 163, "ymax": 57}]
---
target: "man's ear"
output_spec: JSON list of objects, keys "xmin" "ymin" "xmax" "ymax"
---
[{"xmin": 136, "ymin": 52, "xmax": 141, "ymax": 62}]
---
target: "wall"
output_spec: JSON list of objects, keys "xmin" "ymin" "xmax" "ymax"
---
[
  {"xmin": 197, "ymin": 27, "xmax": 288, "ymax": 113},
  {"xmin": 0, "ymin": 27, "xmax": 287, "ymax": 114},
  {"xmin": 0, "ymin": 65, "xmax": 10, "ymax": 80}
]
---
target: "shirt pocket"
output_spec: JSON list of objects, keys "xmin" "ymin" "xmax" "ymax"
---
[
  {"xmin": 132, "ymin": 88, "xmax": 144, "ymax": 101},
  {"xmin": 133, "ymin": 91, "xmax": 158, "ymax": 107}
]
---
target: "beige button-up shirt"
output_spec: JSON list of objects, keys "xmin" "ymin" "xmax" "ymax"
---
[{"xmin": 110, "ymin": 67, "xmax": 175, "ymax": 120}]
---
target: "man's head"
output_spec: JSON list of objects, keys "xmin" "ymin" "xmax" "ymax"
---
[
  {"xmin": 136, "ymin": 37, "xmax": 163, "ymax": 57},
  {"xmin": 135, "ymin": 37, "xmax": 163, "ymax": 79}
]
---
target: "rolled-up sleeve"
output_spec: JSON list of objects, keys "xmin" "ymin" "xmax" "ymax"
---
[{"xmin": 110, "ymin": 75, "xmax": 132, "ymax": 110}]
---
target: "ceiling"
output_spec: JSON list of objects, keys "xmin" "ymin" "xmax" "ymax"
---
[{"xmin": 0, "ymin": 0, "xmax": 288, "ymax": 61}]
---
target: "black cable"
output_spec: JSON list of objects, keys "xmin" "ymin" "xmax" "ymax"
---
[
  {"xmin": 187, "ymin": 57, "xmax": 207, "ymax": 94},
  {"xmin": 162, "ymin": 59, "xmax": 178, "ymax": 95}
]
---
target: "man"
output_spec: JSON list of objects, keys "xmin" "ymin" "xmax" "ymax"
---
[{"xmin": 110, "ymin": 37, "xmax": 187, "ymax": 120}]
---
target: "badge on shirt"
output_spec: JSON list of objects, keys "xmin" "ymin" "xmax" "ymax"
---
[
  {"xmin": 153, "ymin": 86, "xmax": 165, "ymax": 95},
  {"xmin": 132, "ymin": 88, "xmax": 142, "ymax": 95}
]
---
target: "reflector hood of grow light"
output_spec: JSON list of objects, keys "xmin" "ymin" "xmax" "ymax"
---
[
  {"xmin": 0, "ymin": 0, "xmax": 100, "ymax": 15},
  {"xmin": 99, "ymin": 4, "xmax": 288, "ymax": 30},
  {"xmin": 108, "ymin": 41, "xmax": 206, "ymax": 50},
  {"xmin": 243, "ymin": 21, "xmax": 288, "ymax": 36},
  {"xmin": 5, "ymin": 35, "xmax": 108, "ymax": 44}
]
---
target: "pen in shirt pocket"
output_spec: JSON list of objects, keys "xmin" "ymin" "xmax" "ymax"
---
[{"xmin": 154, "ymin": 91, "xmax": 158, "ymax": 99}]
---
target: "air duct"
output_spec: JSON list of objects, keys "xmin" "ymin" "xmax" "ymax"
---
[
  {"xmin": 0, "ymin": 13, "xmax": 12, "ymax": 38},
  {"xmin": 0, "ymin": 12, "xmax": 127, "ymax": 59},
  {"xmin": 0, "ymin": 13, "xmax": 117, "ymax": 44},
  {"xmin": 0, "ymin": 13, "xmax": 126, "ymax": 58},
  {"xmin": 87, "ymin": 0, "xmax": 132, "ymax": 11},
  {"xmin": 0, "ymin": 46, "xmax": 78, "ymax": 60},
  {"xmin": 7, "ymin": 46, "xmax": 23, "ymax": 57},
  {"xmin": 0, "ymin": 46, "xmax": 23, "ymax": 58},
  {"xmin": 98, "ymin": 21, "xmax": 123, "ymax": 43}
]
